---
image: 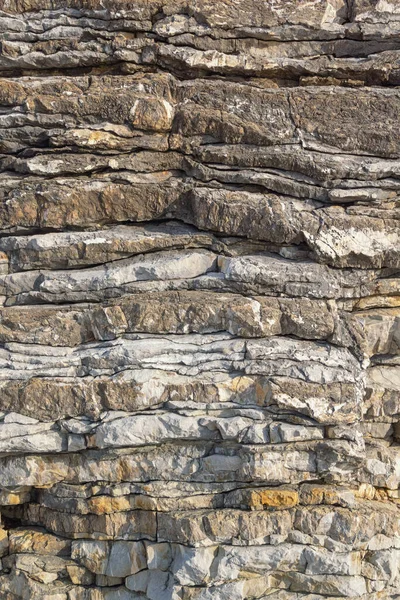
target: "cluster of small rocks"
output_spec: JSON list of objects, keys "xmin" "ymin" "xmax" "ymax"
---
[{"xmin": 0, "ymin": 0, "xmax": 399, "ymax": 598}]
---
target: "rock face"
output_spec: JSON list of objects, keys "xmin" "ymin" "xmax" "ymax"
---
[{"xmin": 0, "ymin": 1, "xmax": 399, "ymax": 598}]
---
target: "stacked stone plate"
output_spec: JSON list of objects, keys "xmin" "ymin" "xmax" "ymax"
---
[{"xmin": 0, "ymin": 1, "xmax": 399, "ymax": 598}]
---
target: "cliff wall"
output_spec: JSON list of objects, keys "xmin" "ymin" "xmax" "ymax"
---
[{"xmin": 0, "ymin": 1, "xmax": 399, "ymax": 598}]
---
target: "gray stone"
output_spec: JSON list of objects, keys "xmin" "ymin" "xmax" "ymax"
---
[{"xmin": 0, "ymin": 1, "xmax": 399, "ymax": 598}]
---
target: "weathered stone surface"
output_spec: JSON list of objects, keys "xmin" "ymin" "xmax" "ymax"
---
[
  {"xmin": 0, "ymin": 0, "xmax": 399, "ymax": 598},
  {"xmin": 0, "ymin": 222, "xmax": 218, "ymax": 272},
  {"xmin": 0, "ymin": 291, "xmax": 336, "ymax": 345}
]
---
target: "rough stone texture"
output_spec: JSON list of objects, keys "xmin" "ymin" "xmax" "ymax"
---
[{"xmin": 0, "ymin": 0, "xmax": 399, "ymax": 598}]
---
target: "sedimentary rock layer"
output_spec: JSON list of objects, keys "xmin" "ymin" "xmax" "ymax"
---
[{"xmin": 0, "ymin": 1, "xmax": 399, "ymax": 598}]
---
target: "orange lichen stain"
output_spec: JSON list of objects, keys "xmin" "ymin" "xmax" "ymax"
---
[
  {"xmin": 87, "ymin": 495, "xmax": 131, "ymax": 515},
  {"xmin": 3, "ymin": 493, "xmax": 25, "ymax": 505},
  {"xmin": 250, "ymin": 489, "xmax": 299, "ymax": 509}
]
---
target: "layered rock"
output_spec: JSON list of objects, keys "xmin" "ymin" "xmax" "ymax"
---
[{"xmin": 0, "ymin": 0, "xmax": 399, "ymax": 598}]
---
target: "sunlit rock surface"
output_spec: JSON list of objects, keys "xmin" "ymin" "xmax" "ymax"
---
[{"xmin": 0, "ymin": 1, "xmax": 399, "ymax": 598}]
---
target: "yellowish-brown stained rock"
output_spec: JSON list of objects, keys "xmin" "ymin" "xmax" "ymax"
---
[{"xmin": 0, "ymin": 0, "xmax": 399, "ymax": 598}]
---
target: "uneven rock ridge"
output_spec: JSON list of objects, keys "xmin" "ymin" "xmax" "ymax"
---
[{"xmin": 0, "ymin": 0, "xmax": 399, "ymax": 598}]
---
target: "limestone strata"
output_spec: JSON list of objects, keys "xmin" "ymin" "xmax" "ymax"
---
[{"xmin": 0, "ymin": 1, "xmax": 399, "ymax": 599}]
